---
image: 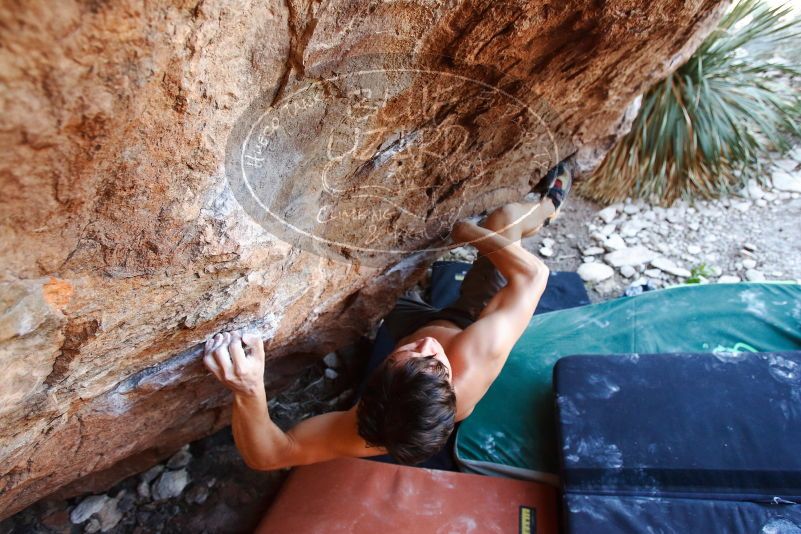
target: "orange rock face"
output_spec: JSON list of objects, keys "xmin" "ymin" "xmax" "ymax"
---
[{"xmin": 0, "ymin": 0, "xmax": 725, "ymax": 518}]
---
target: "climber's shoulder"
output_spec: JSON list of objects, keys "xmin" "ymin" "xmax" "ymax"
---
[{"xmin": 281, "ymin": 406, "xmax": 386, "ymax": 467}]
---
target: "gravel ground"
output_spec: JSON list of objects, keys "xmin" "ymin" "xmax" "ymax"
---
[{"xmin": 525, "ymin": 191, "xmax": 801, "ymax": 302}]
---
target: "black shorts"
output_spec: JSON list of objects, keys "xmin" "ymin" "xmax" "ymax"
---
[{"xmin": 382, "ymin": 256, "xmax": 507, "ymax": 342}]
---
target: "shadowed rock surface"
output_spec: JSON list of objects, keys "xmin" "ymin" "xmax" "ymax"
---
[{"xmin": 0, "ymin": 0, "xmax": 726, "ymax": 518}]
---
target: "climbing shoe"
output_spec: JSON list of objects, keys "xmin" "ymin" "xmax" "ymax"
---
[{"xmin": 542, "ymin": 162, "xmax": 572, "ymax": 226}]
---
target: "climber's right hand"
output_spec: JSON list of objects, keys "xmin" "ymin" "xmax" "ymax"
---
[{"xmin": 203, "ymin": 329, "xmax": 266, "ymax": 398}]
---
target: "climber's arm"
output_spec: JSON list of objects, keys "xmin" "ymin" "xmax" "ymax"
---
[
  {"xmin": 230, "ymin": 393, "xmax": 382, "ymax": 470},
  {"xmin": 448, "ymin": 221, "xmax": 549, "ymax": 416},
  {"xmin": 204, "ymin": 331, "xmax": 383, "ymax": 471},
  {"xmin": 448, "ymin": 270, "xmax": 547, "ymax": 415}
]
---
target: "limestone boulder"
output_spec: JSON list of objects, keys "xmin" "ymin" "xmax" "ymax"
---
[{"xmin": 0, "ymin": 0, "xmax": 726, "ymax": 518}]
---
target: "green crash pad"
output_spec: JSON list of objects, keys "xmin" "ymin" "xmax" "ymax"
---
[{"xmin": 454, "ymin": 282, "xmax": 801, "ymax": 484}]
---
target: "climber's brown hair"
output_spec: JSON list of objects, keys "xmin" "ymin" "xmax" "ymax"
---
[{"xmin": 356, "ymin": 355, "xmax": 456, "ymax": 465}]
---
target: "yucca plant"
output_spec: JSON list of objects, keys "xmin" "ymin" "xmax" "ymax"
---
[{"xmin": 580, "ymin": 0, "xmax": 801, "ymax": 205}]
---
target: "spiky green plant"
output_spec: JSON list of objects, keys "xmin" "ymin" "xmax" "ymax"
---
[
  {"xmin": 686, "ymin": 263, "xmax": 715, "ymax": 284},
  {"xmin": 581, "ymin": 0, "xmax": 801, "ymax": 205}
]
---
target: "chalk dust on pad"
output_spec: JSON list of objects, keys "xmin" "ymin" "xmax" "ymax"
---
[
  {"xmin": 585, "ymin": 374, "xmax": 620, "ymax": 399},
  {"xmin": 740, "ymin": 288, "xmax": 770, "ymax": 318},
  {"xmin": 563, "ymin": 437, "xmax": 623, "ymax": 469},
  {"xmin": 763, "ymin": 354, "xmax": 801, "ymax": 386},
  {"xmin": 555, "ymin": 395, "xmax": 582, "ymax": 426},
  {"xmin": 761, "ymin": 518, "xmax": 801, "ymax": 534}
]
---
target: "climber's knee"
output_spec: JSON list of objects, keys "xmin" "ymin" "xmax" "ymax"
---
[{"xmin": 481, "ymin": 203, "xmax": 525, "ymax": 239}]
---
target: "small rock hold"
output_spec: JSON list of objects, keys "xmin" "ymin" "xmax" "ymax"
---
[
  {"xmin": 141, "ymin": 464, "xmax": 165, "ymax": 484},
  {"xmin": 539, "ymin": 246, "xmax": 554, "ymax": 258},
  {"xmin": 732, "ymin": 201, "xmax": 751, "ymax": 212},
  {"xmin": 742, "ymin": 242, "xmax": 757, "ymax": 252},
  {"xmin": 595, "ymin": 278, "xmax": 621, "ymax": 295},
  {"xmin": 185, "ymin": 483, "xmax": 210, "ymax": 505},
  {"xmin": 117, "ymin": 491, "xmax": 136, "ymax": 514},
  {"xmin": 582, "ymin": 246, "xmax": 605, "ymax": 256},
  {"xmin": 324, "ymin": 368, "xmax": 339, "ymax": 380},
  {"xmin": 623, "ymin": 203, "xmax": 641, "ymax": 215},
  {"xmin": 644, "ymin": 268, "xmax": 663, "ymax": 278},
  {"xmin": 577, "ymin": 262, "xmax": 614, "ymax": 283},
  {"xmin": 651, "ymin": 257, "xmax": 691, "ymax": 278},
  {"xmin": 772, "ymin": 170, "xmax": 801, "ymax": 192},
  {"xmin": 630, "ymin": 277, "xmax": 648, "ymax": 288},
  {"xmin": 322, "ymin": 352, "xmax": 340, "ymax": 368},
  {"xmin": 602, "ymin": 234, "xmax": 626, "ymax": 252},
  {"xmin": 152, "ymin": 468, "xmax": 190, "ymax": 501},
  {"xmin": 85, "ymin": 517, "xmax": 101, "ymax": 533},
  {"xmin": 619, "ymin": 265, "xmax": 636, "ymax": 278},
  {"xmin": 742, "ymin": 259, "xmax": 757, "ymax": 270},
  {"xmin": 541, "ymin": 237, "xmax": 555, "ymax": 248},
  {"xmin": 745, "ymin": 179, "xmax": 764, "ymax": 199},
  {"xmin": 604, "ymin": 246, "xmax": 657, "ymax": 268},
  {"xmin": 687, "ymin": 244, "xmax": 701, "ymax": 255},
  {"xmin": 590, "ymin": 231, "xmax": 607, "ymax": 243},
  {"xmin": 96, "ymin": 495, "xmax": 123, "ymax": 532},
  {"xmin": 597, "ymin": 206, "xmax": 618, "ymax": 224},
  {"xmin": 775, "ymin": 158, "xmax": 798, "ymax": 172},
  {"xmin": 167, "ymin": 446, "xmax": 192, "ymax": 470},
  {"xmin": 745, "ymin": 269, "xmax": 765, "ymax": 282},
  {"xmin": 70, "ymin": 495, "xmax": 110, "ymax": 524},
  {"xmin": 137, "ymin": 479, "xmax": 151, "ymax": 500},
  {"xmin": 620, "ymin": 218, "xmax": 645, "ymax": 237}
]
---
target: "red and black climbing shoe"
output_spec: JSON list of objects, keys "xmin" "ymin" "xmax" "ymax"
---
[{"xmin": 543, "ymin": 162, "xmax": 572, "ymax": 226}]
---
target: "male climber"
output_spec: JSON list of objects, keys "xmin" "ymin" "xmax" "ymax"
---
[{"xmin": 203, "ymin": 166, "xmax": 571, "ymax": 469}]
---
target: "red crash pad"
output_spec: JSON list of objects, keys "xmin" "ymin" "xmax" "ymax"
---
[{"xmin": 256, "ymin": 458, "xmax": 559, "ymax": 533}]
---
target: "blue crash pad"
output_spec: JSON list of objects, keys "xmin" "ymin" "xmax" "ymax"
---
[{"xmin": 555, "ymin": 351, "xmax": 801, "ymax": 532}]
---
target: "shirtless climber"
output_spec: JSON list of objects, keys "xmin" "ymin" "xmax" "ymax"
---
[{"xmin": 203, "ymin": 166, "xmax": 571, "ymax": 469}]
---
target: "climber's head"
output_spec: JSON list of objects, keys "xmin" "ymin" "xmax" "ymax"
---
[{"xmin": 356, "ymin": 337, "xmax": 456, "ymax": 465}]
